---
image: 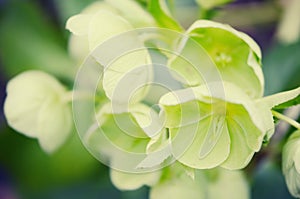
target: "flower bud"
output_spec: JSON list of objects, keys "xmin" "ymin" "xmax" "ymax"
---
[{"xmin": 282, "ymin": 130, "xmax": 300, "ymax": 198}]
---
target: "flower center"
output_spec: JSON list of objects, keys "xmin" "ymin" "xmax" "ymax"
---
[{"xmin": 215, "ymin": 52, "xmax": 232, "ymax": 67}]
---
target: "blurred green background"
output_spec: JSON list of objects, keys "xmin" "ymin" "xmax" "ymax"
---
[{"xmin": 0, "ymin": 0, "xmax": 299, "ymax": 198}]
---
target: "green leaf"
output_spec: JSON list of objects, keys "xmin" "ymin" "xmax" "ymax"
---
[
  {"xmin": 148, "ymin": 0, "xmax": 183, "ymax": 31},
  {"xmin": 207, "ymin": 168, "xmax": 250, "ymax": 199}
]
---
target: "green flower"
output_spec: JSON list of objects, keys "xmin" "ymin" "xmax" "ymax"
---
[
  {"xmin": 159, "ymin": 82, "xmax": 300, "ymax": 169},
  {"xmin": 169, "ymin": 20, "xmax": 264, "ymax": 98},
  {"xmin": 4, "ymin": 71, "xmax": 72, "ymax": 153},
  {"xmin": 282, "ymin": 130, "xmax": 300, "ymax": 198},
  {"xmin": 67, "ymin": 0, "xmax": 155, "ymax": 103},
  {"xmin": 84, "ymin": 102, "xmax": 165, "ymax": 171},
  {"xmin": 66, "ymin": 0, "xmax": 156, "ymax": 61}
]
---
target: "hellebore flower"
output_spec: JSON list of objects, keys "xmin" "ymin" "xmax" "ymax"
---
[
  {"xmin": 169, "ymin": 20, "xmax": 264, "ymax": 99},
  {"xmin": 159, "ymin": 82, "xmax": 300, "ymax": 169},
  {"xmin": 66, "ymin": 0, "xmax": 155, "ymax": 103},
  {"xmin": 84, "ymin": 102, "xmax": 167, "ymax": 171},
  {"xmin": 66, "ymin": 0, "xmax": 156, "ymax": 61},
  {"xmin": 282, "ymin": 130, "xmax": 300, "ymax": 198},
  {"xmin": 4, "ymin": 71, "xmax": 72, "ymax": 153}
]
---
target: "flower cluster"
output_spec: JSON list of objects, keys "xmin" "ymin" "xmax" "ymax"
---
[{"xmin": 3, "ymin": 0, "xmax": 300, "ymax": 198}]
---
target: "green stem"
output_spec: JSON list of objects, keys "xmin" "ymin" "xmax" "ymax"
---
[{"xmin": 272, "ymin": 110, "xmax": 300, "ymax": 129}]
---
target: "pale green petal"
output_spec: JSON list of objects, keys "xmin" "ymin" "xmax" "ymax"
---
[
  {"xmin": 257, "ymin": 87, "xmax": 300, "ymax": 109},
  {"xmin": 159, "ymin": 88, "xmax": 212, "ymax": 128},
  {"xmin": 4, "ymin": 71, "xmax": 71, "ymax": 153},
  {"xmin": 283, "ymin": 130, "xmax": 300, "ymax": 198},
  {"xmin": 88, "ymin": 11, "xmax": 133, "ymax": 51},
  {"xmin": 37, "ymin": 100, "xmax": 72, "ymax": 153},
  {"xmin": 171, "ymin": 116, "xmax": 231, "ymax": 169},
  {"xmin": 66, "ymin": 1, "xmax": 119, "ymax": 61},
  {"xmin": 160, "ymin": 82, "xmax": 267, "ymax": 141},
  {"xmin": 178, "ymin": 20, "xmax": 264, "ymax": 98},
  {"xmin": 150, "ymin": 163, "xmax": 206, "ymax": 199},
  {"xmin": 146, "ymin": 130, "xmax": 170, "ymax": 153},
  {"xmin": 283, "ymin": 131, "xmax": 300, "ymax": 172},
  {"xmin": 250, "ymin": 87, "xmax": 300, "ymax": 139},
  {"xmin": 227, "ymin": 103, "xmax": 264, "ymax": 151},
  {"xmin": 160, "ymin": 82, "xmax": 267, "ymax": 169},
  {"xmin": 86, "ymin": 102, "xmax": 150, "ymax": 155},
  {"xmin": 207, "ymin": 168, "xmax": 250, "ymax": 199},
  {"xmin": 167, "ymin": 36, "xmax": 216, "ymax": 87},
  {"xmin": 110, "ymin": 169, "xmax": 161, "ymax": 190},
  {"xmin": 137, "ymin": 130, "xmax": 173, "ymax": 169},
  {"xmin": 105, "ymin": 0, "xmax": 156, "ymax": 28},
  {"xmin": 285, "ymin": 166, "xmax": 300, "ymax": 198},
  {"xmin": 187, "ymin": 20, "xmax": 262, "ymax": 59},
  {"xmin": 66, "ymin": 14, "xmax": 92, "ymax": 36},
  {"xmin": 294, "ymin": 146, "xmax": 300, "ymax": 174},
  {"xmin": 102, "ymin": 49, "xmax": 152, "ymax": 103},
  {"xmin": 221, "ymin": 119, "xmax": 254, "ymax": 169},
  {"xmin": 192, "ymin": 82, "xmax": 269, "ymax": 147},
  {"xmin": 85, "ymin": 102, "xmax": 160, "ymax": 172},
  {"xmin": 68, "ymin": 35, "xmax": 90, "ymax": 63}
]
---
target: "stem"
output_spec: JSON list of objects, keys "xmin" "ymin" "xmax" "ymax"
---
[{"xmin": 272, "ymin": 110, "xmax": 300, "ymax": 129}]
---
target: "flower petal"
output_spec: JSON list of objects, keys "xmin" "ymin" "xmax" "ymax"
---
[
  {"xmin": 4, "ymin": 70, "xmax": 71, "ymax": 153},
  {"xmin": 66, "ymin": 14, "xmax": 92, "ymax": 36},
  {"xmin": 110, "ymin": 169, "xmax": 161, "ymax": 190},
  {"xmin": 105, "ymin": 0, "xmax": 156, "ymax": 28},
  {"xmin": 221, "ymin": 118, "xmax": 255, "ymax": 169},
  {"xmin": 171, "ymin": 116, "xmax": 231, "ymax": 169},
  {"xmin": 88, "ymin": 11, "xmax": 133, "ymax": 51}
]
